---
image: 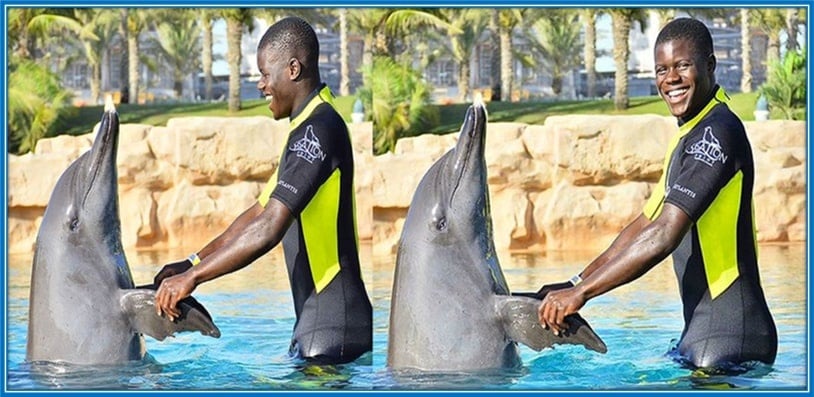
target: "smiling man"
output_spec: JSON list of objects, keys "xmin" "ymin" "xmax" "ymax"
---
[
  {"xmin": 536, "ymin": 18, "xmax": 777, "ymax": 371},
  {"xmin": 153, "ymin": 16, "xmax": 372, "ymax": 365}
]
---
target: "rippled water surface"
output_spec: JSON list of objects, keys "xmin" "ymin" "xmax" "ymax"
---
[{"xmin": 6, "ymin": 243, "xmax": 807, "ymax": 390}]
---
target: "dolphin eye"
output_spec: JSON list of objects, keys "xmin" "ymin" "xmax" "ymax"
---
[
  {"xmin": 69, "ymin": 218, "xmax": 79, "ymax": 231},
  {"xmin": 435, "ymin": 216, "xmax": 447, "ymax": 231}
]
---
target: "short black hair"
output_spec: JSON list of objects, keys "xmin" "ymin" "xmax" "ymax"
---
[
  {"xmin": 655, "ymin": 17, "xmax": 714, "ymax": 60},
  {"xmin": 258, "ymin": 16, "xmax": 319, "ymax": 77}
]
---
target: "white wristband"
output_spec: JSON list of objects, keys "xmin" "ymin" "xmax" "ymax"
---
[
  {"xmin": 569, "ymin": 274, "xmax": 583, "ymax": 286},
  {"xmin": 188, "ymin": 253, "xmax": 202, "ymax": 266}
]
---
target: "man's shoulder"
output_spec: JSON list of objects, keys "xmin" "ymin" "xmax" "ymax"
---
[
  {"xmin": 310, "ymin": 102, "xmax": 347, "ymax": 127},
  {"xmin": 692, "ymin": 103, "xmax": 746, "ymax": 141},
  {"xmin": 288, "ymin": 103, "xmax": 350, "ymax": 158},
  {"xmin": 294, "ymin": 104, "xmax": 344, "ymax": 136}
]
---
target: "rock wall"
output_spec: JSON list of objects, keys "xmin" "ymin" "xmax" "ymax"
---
[
  {"xmin": 7, "ymin": 116, "xmax": 805, "ymax": 258},
  {"xmin": 8, "ymin": 116, "xmax": 372, "ymax": 254},
  {"xmin": 370, "ymin": 116, "xmax": 807, "ymax": 257}
]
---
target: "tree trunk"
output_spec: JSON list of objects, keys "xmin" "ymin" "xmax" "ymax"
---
[
  {"xmin": 767, "ymin": 32, "xmax": 781, "ymax": 66},
  {"xmin": 375, "ymin": 27, "xmax": 388, "ymax": 55},
  {"xmin": 489, "ymin": 10, "xmax": 501, "ymax": 101},
  {"xmin": 17, "ymin": 23, "xmax": 31, "ymax": 59},
  {"xmin": 500, "ymin": 25, "xmax": 513, "ymax": 102},
  {"xmin": 202, "ymin": 15, "xmax": 214, "ymax": 101},
  {"xmin": 740, "ymin": 9, "xmax": 752, "ymax": 93},
  {"xmin": 552, "ymin": 76, "xmax": 563, "ymax": 96},
  {"xmin": 339, "ymin": 9, "xmax": 350, "ymax": 96},
  {"xmin": 582, "ymin": 10, "xmax": 597, "ymax": 98},
  {"xmin": 362, "ymin": 34, "xmax": 374, "ymax": 69},
  {"xmin": 786, "ymin": 8, "xmax": 799, "ymax": 53},
  {"xmin": 611, "ymin": 12, "xmax": 631, "ymax": 110},
  {"xmin": 128, "ymin": 33, "xmax": 139, "ymax": 104},
  {"xmin": 226, "ymin": 17, "xmax": 243, "ymax": 113},
  {"xmin": 118, "ymin": 10, "xmax": 129, "ymax": 99},
  {"xmin": 457, "ymin": 56, "xmax": 471, "ymax": 102},
  {"xmin": 91, "ymin": 62, "xmax": 102, "ymax": 105},
  {"xmin": 174, "ymin": 76, "xmax": 183, "ymax": 99}
]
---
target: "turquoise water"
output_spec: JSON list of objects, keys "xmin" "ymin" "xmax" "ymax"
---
[{"xmin": 5, "ymin": 244, "xmax": 808, "ymax": 390}]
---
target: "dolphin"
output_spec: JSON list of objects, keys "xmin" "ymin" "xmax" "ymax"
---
[
  {"xmin": 387, "ymin": 97, "xmax": 607, "ymax": 371},
  {"xmin": 26, "ymin": 98, "xmax": 220, "ymax": 365}
]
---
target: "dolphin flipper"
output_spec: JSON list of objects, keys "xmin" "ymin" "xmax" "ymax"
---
[
  {"xmin": 120, "ymin": 289, "xmax": 221, "ymax": 341},
  {"xmin": 495, "ymin": 295, "xmax": 607, "ymax": 354}
]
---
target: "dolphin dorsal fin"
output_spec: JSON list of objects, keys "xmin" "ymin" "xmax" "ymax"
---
[
  {"xmin": 120, "ymin": 289, "xmax": 221, "ymax": 341},
  {"xmin": 494, "ymin": 295, "xmax": 607, "ymax": 353}
]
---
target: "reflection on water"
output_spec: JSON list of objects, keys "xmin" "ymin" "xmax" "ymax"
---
[{"xmin": 6, "ymin": 243, "xmax": 807, "ymax": 390}]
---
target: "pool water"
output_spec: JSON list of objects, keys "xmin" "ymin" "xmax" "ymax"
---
[{"xmin": 5, "ymin": 243, "xmax": 807, "ymax": 390}]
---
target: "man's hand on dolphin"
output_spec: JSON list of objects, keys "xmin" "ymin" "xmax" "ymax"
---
[
  {"xmin": 156, "ymin": 271, "xmax": 197, "ymax": 321},
  {"xmin": 154, "ymin": 259, "xmax": 194, "ymax": 285},
  {"xmin": 538, "ymin": 287, "xmax": 586, "ymax": 336}
]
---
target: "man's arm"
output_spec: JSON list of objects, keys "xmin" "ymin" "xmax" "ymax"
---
[
  {"xmin": 155, "ymin": 198, "xmax": 293, "ymax": 319},
  {"xmin": 539, "ymin": 203, "xmax": 692, "ymax": 334},
  {"xmin": 579, "ymin": 213, "xmax": 651, "ymax": 280},
  {"xmin": 153, "ymin": 202, "xmax": 268, "ymax": 284}
]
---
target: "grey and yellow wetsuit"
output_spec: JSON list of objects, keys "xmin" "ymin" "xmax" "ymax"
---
[
  {"xmin": 643, "ymin": 86, "xmax": 777, "ymax": 369},
  {"xmin": 259, "ymin": 84, "xmax": 372, "ymax": 364}
]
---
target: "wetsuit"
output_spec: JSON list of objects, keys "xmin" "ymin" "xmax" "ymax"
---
[
  {"xmin": 258, "ymin": 84, "xmax": 372, "ymax": 364},
  {"xmin": 643, "ymin": 86, "xmax": 777, "ymax": 369}
]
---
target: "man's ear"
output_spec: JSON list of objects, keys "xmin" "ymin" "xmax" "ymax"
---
[
  {"xmin": 707, "ymin": 54, "xmax": 717, "ymax": 74},
  {"xmin": 288, "ymin": 58, "xmax": 302, "ymax": 81}
]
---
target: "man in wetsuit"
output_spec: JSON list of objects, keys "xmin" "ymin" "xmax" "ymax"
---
[
  {"xmin": 153, "ymin": 17, "xmax": 372, "ymax": 365},
  {"xmin": 536, "ymin": 18, "xmax": 777, "ymax": 370}
]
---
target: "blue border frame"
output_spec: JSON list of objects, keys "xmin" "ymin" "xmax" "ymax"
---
[{"xmin": 3, "ymin": 1, "xmax": 812, "ymax": 395}]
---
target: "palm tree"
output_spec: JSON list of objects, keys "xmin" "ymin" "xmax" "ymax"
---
[
  {"xmin": 608, "ymin": 8, "xmax": 648, "ymax": 111},
  {"xmin": 524, "ymin": 9, "xmax": 582, "ymax": 97},
  {"xmin": 785, "ymin": 8, "xmax": 798, "ymax": 53},
  {"xmin": 9, "ymin": 60, "xmax": 75, "ymax": 154},
  {"xmin": 30, "ymin": 8, "xmax": 119, "ymax": 104},
  {"xmin": 740, "ymin": 8, "xmax": 753, "ymax": 93},
  {"xmin": 199, "ymin": 9, "xmax": 217, "ymax": 101},
  {"xmin": 386, "ymin": 9, "xmax": 484, "ymax": 101},
  {"xmin": 339, "ymin": 8, "xmax": 350, "ymax": 96},
  {"xmin": 219, "ymin": 8, "xmax": 254, "ymax": 113},
  {"xmin": 154, "ymin": 12, "xmax": 202, "ymax": 99},
  {"xmin": 440, "ymin": 9, "xmax": 489, "ymax": 102},
  {"xmin": 580, "ymin": 9, "xmax": 599, "ymax": 98},
  {"xmin": 8, "ymin": 8, "xmax": 50, "ymax": 60},
  {"xmin": 655, "ymin": 8, "xmax": 676, "ymax": 28},
  {"xmin": 760, "ymin": 49, "xmax": 805, "ymax": 120},
  {"xmin": 347, "ymin": 9, "xmax": 395, "ymax": 68},
  {"xmin": 124, "ymin": 8, "xmax": 153, "ymax": 104},
  {"xmin": 348, "ymin": 9, "xmax": 447, "ymax": 88},
  {"xmin": 752, "ymin": 9, "xmax": 786, "ymax": 66},
  {"xmin": 494, "ymin": 9, "xmax": 528, "ymax": 102},
  {"xmin": 360, "ymin": 56, "xmax": 438, "ymax": 155}
]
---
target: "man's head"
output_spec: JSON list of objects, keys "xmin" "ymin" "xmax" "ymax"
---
[
  {"xmin": 256, "ymin": 17, "xmax": 320, "ymax": 120},
  {"xmin": 654, "ymin": 17, "xmax": 717, "ymax": 119}
]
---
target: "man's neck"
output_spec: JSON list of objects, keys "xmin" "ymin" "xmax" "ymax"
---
[
  {"xmin": 677, "ymin": 85, "xmax": 719, "ymax": 126},
  {"xmin": 289, "ymin": 81, "xmax": 325, "ymax": 121}
]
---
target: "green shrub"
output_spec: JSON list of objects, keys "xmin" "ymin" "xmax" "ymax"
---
[
  {"xmin": 358, "ymin": 56, "xmax": 439, "ymax": 155},
  {"xmin": 8, "ymin": 59, "xmax": 76, "ymax": 154},
  {"xmin": 759, "ymin": 50, "xmax": 806, "ymax": 120}
]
